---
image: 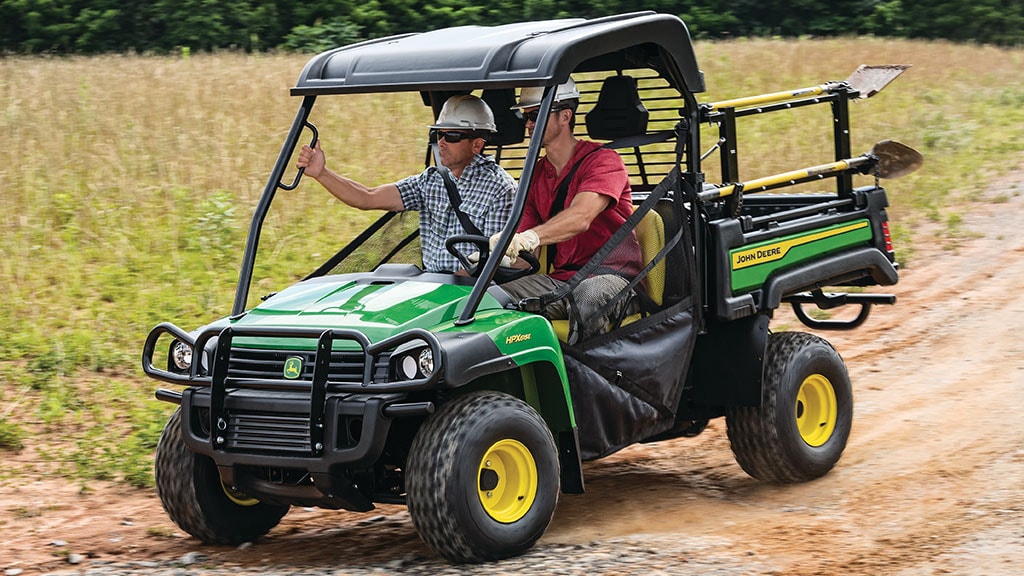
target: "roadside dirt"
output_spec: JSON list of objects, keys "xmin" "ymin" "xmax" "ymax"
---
[{"xmin": 3, "ymin": 172, "xmax": 1023, "ymax": 575}]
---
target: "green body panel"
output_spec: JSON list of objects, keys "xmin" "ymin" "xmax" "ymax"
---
[
  {"xmin": 223, "ymin": 275, "xmax": 574, "ymax": 426},
  {"xmin": 234, "ymin": 279, "xmax": 476, "ymax": 347},
  {"xmin": 465, "ymin": 308, "xmax": 575, "ymax": 428},
  {"xmin": 730, "ymin": 219, "xmax": 873, "ymax": 292}
]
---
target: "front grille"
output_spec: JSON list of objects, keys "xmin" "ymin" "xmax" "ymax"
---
[
  {"xmin": 204, "ymin": 344, "xmax": 397, "ymax": 455},
  {"xmin": 228, "ymin": 413, "xmax": 311, "ymax": 452},
  {"xmin": 227, "ymin": 347, "xmax": 390, "ymax": 384}
]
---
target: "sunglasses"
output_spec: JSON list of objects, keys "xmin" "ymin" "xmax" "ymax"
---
[
  {"xmin": 520, "ymin": 107, "xmax": 570, "ymax": 122},
  {"xmin": 430, "ymin": 129, "xmax": 479, "ymax": 143}
]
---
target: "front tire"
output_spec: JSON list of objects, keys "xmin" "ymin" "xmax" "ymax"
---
[
  {"xmin": 406, "ymin": 391, "xmax": 560, "ymax": 563},
  {"xmin": 154, "ymin": 408, "xmax": 289, "ymax": 544},
  {"xmin": 726, "ymin": 331, "xmax": 853, "ymax": 483}
]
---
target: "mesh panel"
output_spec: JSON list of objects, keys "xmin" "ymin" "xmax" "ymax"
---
[
  {"xmin": 321, "ymin": 212, "xmax": 423, "ymax": 276},
  {"xmin": 566, "ymin": 274, "xmax": 634, "ymax": 342}
]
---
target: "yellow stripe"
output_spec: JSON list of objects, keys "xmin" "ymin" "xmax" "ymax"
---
[{"xmin": 732, "ymin": 221, "xmax": 869, "ymax": 270}]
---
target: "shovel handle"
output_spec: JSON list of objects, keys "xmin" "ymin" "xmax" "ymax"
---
[
  {"xmin": 703, "ymin": 82, "xmax": 846, "ymax": 112},
  {"xmin": 701, "ymin": 156, "xmax": 872, "ymax": 201}
]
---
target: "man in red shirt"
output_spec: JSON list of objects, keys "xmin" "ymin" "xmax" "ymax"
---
[{"xmin": 493, "ymin": 78, "xmax": 643, "ymax": 342}]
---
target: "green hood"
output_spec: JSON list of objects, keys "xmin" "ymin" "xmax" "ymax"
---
[{"xmin": 230, "ymin": 276, "xmax": 501, "ymax": 347}]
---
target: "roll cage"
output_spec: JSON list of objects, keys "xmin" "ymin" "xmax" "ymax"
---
[
  {"xmin": 232, "ymin": 11, "xmax": 707, "ymax": 322},
  {"xmin": 234, "ymin": 11, "xmax": 896, "ymax": 334}
]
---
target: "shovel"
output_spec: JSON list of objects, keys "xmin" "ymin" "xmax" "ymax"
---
[
  {"xmin": 703, "ymin": 64, "xmax": 911, "ymax": 111},
  {"xmin": 700, "ymin": 140, "xmax": 924, "ymax": 201}
]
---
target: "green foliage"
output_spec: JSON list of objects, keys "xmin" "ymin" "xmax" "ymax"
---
[
  {"xmin": 94, "ymin": 402, "xmax": 168, "ymax": 488},
  {"xmin": 282, "ymin": 18, "xmax": 362, "ymax": 53},
  {"xmin": 680, "ymin": 1, "xmax": 742, "ymax": 39},
  {"xmin": 0, "ymin": 0, "xmax": 1022, "ymax": 54},
  {"xmin": 722, "ymin": 0, "xmax": 873, "ymax": 37},
  {"xmin": 42, "ymin": 380, "xmax": 169, "ymax": 487},
  {"xmin": 900, "ymin": 1, "xmax": 1024, "ymax": 45},
  {"xmin": 0, "ymin": 417, "xmax": 26, "ymax": 450},
  {"xmin": 72, "ymin": 8, "xmax": 123, "ymax": 52},
  {"xmin": 862, "ymin": 0, "xmax": 906, "ymax": 37},
  {"xmin": 187, "ymin": 190, "xmax": 241, "ymax": 265}
]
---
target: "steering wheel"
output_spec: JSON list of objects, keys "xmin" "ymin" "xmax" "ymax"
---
[{"xmin": 444, "ymin": 234, "xmax": 540, "ymax": 283}]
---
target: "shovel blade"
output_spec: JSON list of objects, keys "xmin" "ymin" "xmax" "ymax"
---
[
  {"xmin": 844, "ymin": 65, "xmax": 911, "ymax": 98},
  {"xmin": 869, "ymin": 140, "xmax": 924, "ymax": 179}
]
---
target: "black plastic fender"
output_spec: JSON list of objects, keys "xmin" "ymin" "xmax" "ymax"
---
[{"xmin": 760, "ymin": 247, "xmax": 898, "ymax": 312}]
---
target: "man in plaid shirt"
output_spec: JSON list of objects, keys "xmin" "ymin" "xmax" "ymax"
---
[{"xmin": 296, "ymin": 95, "xmax": 515, "ymax": 273}]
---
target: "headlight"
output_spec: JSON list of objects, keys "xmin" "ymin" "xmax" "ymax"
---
[
  {"xmin": 392, "ymin": 346, "xmax": 434, "ymax": 381},
  {"xmin": 170, "ymin": 340, "xmax": 193, "ymax": 372},
  {"xmin": 418, "ymin": 348, "xmax": 434, "ymax": 377},
  {"xmin": 400, "ymin": 354, "xmax": 419, "ymax": 380}
]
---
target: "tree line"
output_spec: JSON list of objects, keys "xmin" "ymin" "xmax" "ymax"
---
[{"xmin": 2, "ymin": 0, "xmax": 1021, "ymax": 54}]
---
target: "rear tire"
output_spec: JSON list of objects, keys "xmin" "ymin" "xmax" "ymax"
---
[
  {"xmin": 406, "ymin": 391, "xmax": 559, "ymax": 563},
  {"xmin": 154, "ymin": 408, "xmax": 289, "ymax": 544},
  {"xmin": 726, "ymin": 331, "xmax": 853, "ymax": 483}
]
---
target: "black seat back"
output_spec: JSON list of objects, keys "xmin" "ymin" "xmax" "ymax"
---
[
  {"xmin": 482, "ymin": 88, "xmax": 526, "ymax": 146},
  {"xmin": 585, "ymin": 75, "xmax": 649, "ymax": 140}
]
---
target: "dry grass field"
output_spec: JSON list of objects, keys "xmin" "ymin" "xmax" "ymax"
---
[{"xmin": 0, "ymin": 38, "xmax": 1021, "ymax": 486}]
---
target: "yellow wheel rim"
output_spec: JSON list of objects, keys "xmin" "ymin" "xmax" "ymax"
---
[
  {"xmin": 795, "ymin": 374, "xmax": 838, "ymax": 447},
  {"xmin": 477, "ymin": 439, "xmax": 538, "ymax": 523},
  {"xmin": 221, "ymin": 482, "xmax": 260, "ymax": 506}
]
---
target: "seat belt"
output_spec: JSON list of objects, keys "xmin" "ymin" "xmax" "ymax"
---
[
  {"xmin": 432, "ymin": 143, "xmax": 483, "ymax": 236},
  {"xmin": 545, "ymin": 147, "xmax": 601, "ymax": 271}
]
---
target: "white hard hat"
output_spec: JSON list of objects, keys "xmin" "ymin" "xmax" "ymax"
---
[
  {"xmin": 430, "ymin": 95, "xmax": 497, "ymax": 132},
  {"xmin": 511, "ymin": 78, "xmax": 580, "ymax": 110}
]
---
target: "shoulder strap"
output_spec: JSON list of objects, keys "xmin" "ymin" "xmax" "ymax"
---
[
  {"xmin": 547, "ymin": 147, "xmax": 602, "ymax": 220},
  {"xmin": 544, "ymin": 146, "xmax": 602, "ymax": 271},
  {"xmin": 432, "ymin": 144, "xmax": 483, "ymax": 237}
]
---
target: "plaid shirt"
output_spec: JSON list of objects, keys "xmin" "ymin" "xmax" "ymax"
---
[{"xmin": 396, "ymin": 154, "xmax": 516, "ymax": 273}]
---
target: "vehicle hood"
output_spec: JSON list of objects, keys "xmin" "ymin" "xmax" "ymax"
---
[{"xmin": 229, "ymin": 275, "xmax": 499, "ymax": 345}]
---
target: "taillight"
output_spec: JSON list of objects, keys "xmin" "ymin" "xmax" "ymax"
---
[{"xmin": 881, "ymin": 221, "xmax": 894, "ymax": 253}]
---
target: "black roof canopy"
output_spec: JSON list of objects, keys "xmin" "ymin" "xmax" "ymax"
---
[{"xmin": 292, "ymin": 12, "xmax": 705, "ymax": 96}]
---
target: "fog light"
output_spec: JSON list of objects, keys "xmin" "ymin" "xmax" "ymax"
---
[
  {"xmin": 418, "ymin": 348, "xmax": 434, "ymax": 377},
  {"xmin": 400, "ymin": 354, "xmax": 419, "ymax": 380},
  {"xmin": 171, "ymin": 340, "xmax": 193, "ymax": 371}
]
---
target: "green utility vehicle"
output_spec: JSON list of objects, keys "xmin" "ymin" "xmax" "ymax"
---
[{"xmin": 143, "ymin": 12, "xmax": 921, "ymax": 563}]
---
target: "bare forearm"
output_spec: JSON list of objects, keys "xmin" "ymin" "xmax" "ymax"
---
[
  {"xmin": 314, "ymin": 170, "xmax": 403, "ymax": 212},
  {"xmin": 529, "ymin": 191, "xmax": 611, "ymax": 246},
  {"xmin": 530, "ymin": 210, "xmax": 593, "ymax": 245}
]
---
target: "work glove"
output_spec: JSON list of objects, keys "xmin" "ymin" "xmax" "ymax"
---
[
  {"xmin": 467, "ymin": 252, "xmax": 513, "ymax": 267},
  {"xmin": 489, "ymin": 230, "xmax": 540, "ymax": 264}
]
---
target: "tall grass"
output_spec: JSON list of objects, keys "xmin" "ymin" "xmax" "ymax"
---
[{"xmin": 0, "ymin": 39, "xmax": 1021, "ymax": 486}]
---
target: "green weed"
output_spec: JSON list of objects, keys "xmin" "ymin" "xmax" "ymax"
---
[
  {"xmin": 147, "ymin": 525, "xmax": 177, "ymax": 538},
  {"xmin": 10, "ymin": 506, "xmax": 42, "ymax": 519},
  {"xmin": 0, "ymin": 418, "xmax": 26, "ymax": 450}
]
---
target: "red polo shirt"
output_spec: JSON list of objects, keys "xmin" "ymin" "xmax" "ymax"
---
[{"xmin": 520, "ymin": 140, "xmax": 642, "ymax": 281}]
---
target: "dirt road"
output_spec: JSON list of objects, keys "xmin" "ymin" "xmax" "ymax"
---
[{"xmin": 3, "ymin": 172, "xmax": 1022, "ymax": 574}]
